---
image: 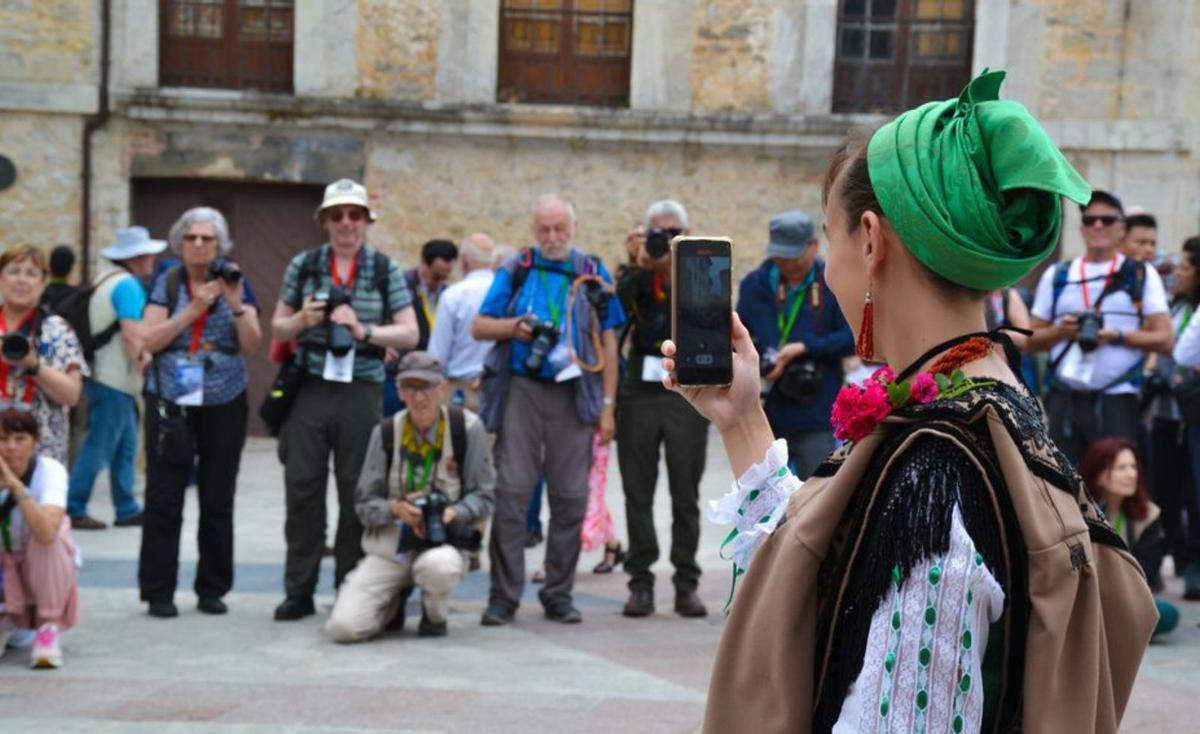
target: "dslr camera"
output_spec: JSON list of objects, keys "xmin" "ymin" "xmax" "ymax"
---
[
  {"xmin": 313, "ymin": 286, "xmax": 356, "ymax": 357},
  {"xmin": 1075, "ymin": 311, "xmax": 1104, "ymax": 353},
  {"xmin": 206, "ymin": 258, "xmax": 242, "ymax": 284},
  {"xmin": 757, "ymin": 344, "xmax": 821, "ymax": 402},
  {"xmin": 1, "ymin": 332, "xmax": 31, "ymax": 363},
  {"xmin": 584, "ymin": 280, "xmax": 610, "ymax": 321},
  {"xmin": 407, "ymin": 491, "xmax": 483, "ymax": 551},
  {"xmin": 644, "ymin": 227, "xmax": 682, "ymax": 259},
  {"xmin": 522, "ymin": 315, "xmax": 559, "ymax": 373}
]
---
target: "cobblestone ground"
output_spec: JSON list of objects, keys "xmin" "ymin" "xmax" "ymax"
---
[{"xmin": 0, "ymin": 434, "xmax": 1195, "ymax": 733}]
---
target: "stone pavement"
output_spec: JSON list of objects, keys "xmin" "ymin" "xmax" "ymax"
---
[{"xmin": 0, "ymin": 432, "xmax": 1196, "ymax": 733}]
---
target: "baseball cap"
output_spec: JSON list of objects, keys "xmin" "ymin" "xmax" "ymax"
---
[{"xmin": 766, "ymin": 211, "xmax": 816, "ymax": 259}]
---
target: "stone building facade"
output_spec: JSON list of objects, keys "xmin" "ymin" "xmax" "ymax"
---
[{"xmin": 2, "ymin": 0, "xmax": 1198, "ymax": 283}]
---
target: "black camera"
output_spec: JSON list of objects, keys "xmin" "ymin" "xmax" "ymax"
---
[
  {"xmin": 523, "ymin": 315, "xmax": 560, "ymax": 373},
  {"xmin": 313, "ymin": 286, "xmax": 356, "ymax": 357},
  {"xmin": 206, "ymin": 258, "xmax": 242, "ymax": 284},
  {"xmin": 775, "ymin": 359, "xmax": 822, "ymax": 402},
  {"xmin": 412, "ymin": 491, "xmax": 451, "ymax": 547},
  {"xmin": 645, "ymin": 227, "xmax": 681, "ymax": 259},
  {"xmin": 1, "ymin": 333, "xmax": 30, "ymax": 363},
  {"xmin": 1076, "ymin": 311, "xmax": 1104, "ymax": 352},
  {"xmin": 584, "ymin": 280, "xmax": 609, "ymax": 321}
]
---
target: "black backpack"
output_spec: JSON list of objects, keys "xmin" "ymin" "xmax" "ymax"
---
[{"xmin": 51, "ymin": 269, "xmax": 127, "ymax": 364}]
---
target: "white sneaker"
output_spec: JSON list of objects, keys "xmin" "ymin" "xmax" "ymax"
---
[
  {"xmin": 8, "ymin": 628, "xmax": 36, "ymax": 649},
  {"xmin": 29, "ymin": 624, "xmax": 61, "ymax": 669}
]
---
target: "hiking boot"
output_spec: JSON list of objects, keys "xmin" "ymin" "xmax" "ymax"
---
[
  {"xmin": 197, "ymin": 597, "xmax": 228, "ymax": 615},
  {"xmin": 148, "ymin": 601, "xmax": 179, "ymax": 618},
  {"xmin": 273, "ymin": 596, "xmax": 315, "ymax": 621},
  {"xmin": 622, "ymin": 588, "xmax": 655, "ymax": 618},
  {"xmin": 674, "ymin": 590, "xmax": 708, "ymax": 618},
  {"xmin": 544, "ymin": 602, "xmax": 582, "ymax": 624}
]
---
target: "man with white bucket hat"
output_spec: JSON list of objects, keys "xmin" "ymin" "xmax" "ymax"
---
[{"xmin": 67, "ymin": 226, "xmax": 167, "ymax": 530}]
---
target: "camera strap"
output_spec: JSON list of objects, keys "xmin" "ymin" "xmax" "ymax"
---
[
  {"xmin": 776, "ymin": 267, "xmax": 816, "ymax": 348},
  {"xmin": 330, "ymin": 251, "xmax": 358, "ymax": 290},
  {"xmin": 183, "ymin": 278, "xmax": 210, "ymax": 354},
  {"xmin": 0, "ymin": 309, "xmax": 37, "ymax": 405},
  {"xmin": 1078, "ymin": 255, "xmax": 1119, "ymax": 312},
  {"xmin": 536, "ymin": 258, "xmax": 569, "ymax": 328}
]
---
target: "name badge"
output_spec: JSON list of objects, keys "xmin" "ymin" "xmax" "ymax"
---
[
  {"xmin": 641, "ymin": 355, "xmax": 667, "ymax": 382},
  {"xmin": 323, "ymin": 347, "xmax": 355, "ymax": 383},
  {"xmin": 174, "ymin": 357, "xmax": 204, "ymax": 406}
]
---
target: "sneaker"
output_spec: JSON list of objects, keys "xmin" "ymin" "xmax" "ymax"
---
[
  {"xmin": 69, "ymin": 515, "xmax": 107, "ymax": 530},
  {"xmin": 113, "ymin": 513, "xmax": 144, "ymax": 528},
  {"xmin": 30, "ymin": 624, "xmax": 61, "ymax": 669},
  {"xmin": 8, "ymin": 628, "xmax": 35, "ymax": 649},
  {"xmin": 480, "ymin": 604, "xmax": 514, "ymax": 627}
]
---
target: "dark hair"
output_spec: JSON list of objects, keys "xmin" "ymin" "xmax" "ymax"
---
[
  {"xmin": 0, "ymin": 408, "xmax": 39, "ymax": 441},
  {"xmin": 822, "ymin": 135, "xmax": 987, "ymax": 302},
  {"xmin": 1080, "ymin": 190, "xmax": 1124, "ymax": 216},
  {"xmin": 49, "ymin": 245, "xmax": 76, "ymax": 278},
  {"xmin": 421, "ymin": 239, "xmax": 458, "ymax": 265},
  {"xmin": 1180, "ymin": 236, "xmax": 1200, "ymax": 305},
  {"xmin": 1079, "ymin": 438, "xmax": 1148, "ymax": 521},
  {"xmin": 1124, "ymin": 213, "xmax": 1157, "ymax": 231}
]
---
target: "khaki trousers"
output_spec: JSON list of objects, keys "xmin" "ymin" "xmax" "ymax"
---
[{"xmin": 325, "ymin": 546, "xmax": 465, "ymax": 643}]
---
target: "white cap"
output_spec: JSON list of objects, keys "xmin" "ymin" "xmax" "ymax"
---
[{"xmin": 315, "ymin": 178, "xmax": 377, "ymax": 222}]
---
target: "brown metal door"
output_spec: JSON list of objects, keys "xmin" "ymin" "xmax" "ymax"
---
[{"xmin": 131, "ymin": 178, "xmax": 324, "ymax": 435}]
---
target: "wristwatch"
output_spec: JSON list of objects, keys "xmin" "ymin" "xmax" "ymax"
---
[
  {"xmin": 602, "ymin": 396, "xmax": 616, "ymax": 407},
  {"xmin": 361, "ymin": 324, "xmax": 374, "ymax": 344}
]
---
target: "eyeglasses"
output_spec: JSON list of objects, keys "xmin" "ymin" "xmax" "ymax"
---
[
  {"xmin": 182, "ymin": 234, "xmax": 217, "ymax": 244},
  {"xmin": 328, "ymin": 208, "xmax": 365, "ymax": 223},
  {"xmin": 1082, "ymin": 215, "xmax": 1122, "ymax": 227}
]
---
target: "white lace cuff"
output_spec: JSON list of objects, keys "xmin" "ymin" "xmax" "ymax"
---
[{"xmin": 708, "ymin": 439, "xmax": 802, "ymax": 575}]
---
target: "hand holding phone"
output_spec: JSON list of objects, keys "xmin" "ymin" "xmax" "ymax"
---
[{"xmin": 671, "ymin": 237, "xmax": 733, "ymax": 387}]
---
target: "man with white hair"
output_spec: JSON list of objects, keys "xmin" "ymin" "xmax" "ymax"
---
[
  {"xmin": 427, "ymin": 232, "xmax": 497, "ymax": 411},
  {"xmin": 473, "ymin": 194, "xmax": 625, "ymax": 625},
  {"xmin": 615, "ymin": 200, "xmax": 710, "ymax": 619}
]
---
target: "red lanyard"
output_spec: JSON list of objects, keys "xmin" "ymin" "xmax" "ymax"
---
[
  {"xmin": 184, "ymin": 279, "xmax": 209, "ymax": 354},
  {"xmin": 331, "ymin": 253, "xmax": 358, "ymax": 290},
  {"xmin": 0, "ymin": 310, "xmax": 36, "ymax": 404},
  {"xmin": 1079, "ymin": 256, "xmax": 1118, "ymax": 311}
]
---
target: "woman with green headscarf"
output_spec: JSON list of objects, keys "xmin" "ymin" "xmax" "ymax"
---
[{"xmin": 659, "ymin": 71, "xmax": 1158, "ymax": 733}]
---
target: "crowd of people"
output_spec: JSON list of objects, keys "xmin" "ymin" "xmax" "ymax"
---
[{"xmin": 0, "ymin": 164, "xmax": 1192, "ymax": 679}]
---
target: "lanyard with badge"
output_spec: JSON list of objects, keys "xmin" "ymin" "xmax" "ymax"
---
[
  {"xmin": 322, "ymin": 253, "xmax": 357, "ymax": 383},
  {"xmin": 776, "ymin": 268, "xmax": 817, "ymax": 348},
  {"xmin": 535, "ymin": 259, "xmax": 577, "ymax": 380},
  {"xmin": 173, "ymin": 280, "xmax": 210, "ymax": 406},
  {"xmin": 418, "ymin": 283, "xmax": 438, "ymax": 332},
  {"xmin": 401, "ymin": 413, "xmax": 445, "ymax": 495},
  {"xmin": 1060, "ymin": 256, "xmax": 1119, "ymax": 385},
  {"xmin": 0, "ymin": 310, "xmax": 37, "ymax": 409}
]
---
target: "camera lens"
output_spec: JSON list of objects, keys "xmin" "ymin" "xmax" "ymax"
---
[{"xmin": 1, "ymin": 333, "xmax": 30, "ymax": 363}]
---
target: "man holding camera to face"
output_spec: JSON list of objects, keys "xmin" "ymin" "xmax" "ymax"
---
[
  {"xmin": 473, "ymin": 193, "xmax": 625, "ymax": 626},
  {"xmin": 326, "ymin": 351, "xmax": 494, "ymax": 641},
  {"xmin": 1029, "ymin": 190, "xmax": 1173, "ymax": 465},
  {"xmin": 269, "ymin": 179, "xmax": 419, "ymax": 622},
  {"xmin": 736, "ymin": 211, "xmax": 854, "ymax": 479},
  {"xmin": 615, "ymin": 200, "xmax": 710, "ymax": 619}
]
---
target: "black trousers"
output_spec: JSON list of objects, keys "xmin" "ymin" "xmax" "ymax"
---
[
  {"xmin": 1044, "ymin": 387, "xmax": 1139, "ymax": 468},
  {"xmin": 615, "ymin": 382, "xmax": 709, "ymax": 593},
  {"xmin": 279, "ymin": 379, "xmax": 381, "ymax": 597},
  {"xmin": 1150, "ymin": 417, "xmax": 1199, "ymax": 569},
  {"xmin": 139, "ymin": 392, "xmax": 248, "ymax": 603}
]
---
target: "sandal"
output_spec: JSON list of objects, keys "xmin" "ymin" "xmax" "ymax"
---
[{"xmin": 592, "ymin": 543, "xmax": 625, "ymax": 574}]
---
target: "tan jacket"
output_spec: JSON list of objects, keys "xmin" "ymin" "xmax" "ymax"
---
[{"xmin": 703, "ymin": 388, "xmax": 1157, "ymax": 733}]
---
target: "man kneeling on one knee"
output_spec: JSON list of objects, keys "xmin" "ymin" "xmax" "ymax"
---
[{"xmin": 327, "ymin": 352, "xmax": 495, "ymax": 641}]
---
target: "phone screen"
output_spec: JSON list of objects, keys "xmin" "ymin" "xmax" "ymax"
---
[{"xmin": 672, "ymin": 238, "xmax": 733, "ymax": 386}]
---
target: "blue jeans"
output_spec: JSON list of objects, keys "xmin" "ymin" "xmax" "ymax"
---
[{"xmin": 67, "ymin": 380, "xmax": 141, "ymax": 520}]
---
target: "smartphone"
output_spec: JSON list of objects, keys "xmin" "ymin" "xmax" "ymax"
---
[{"xmin": 671, "ymin": 236, "xmax": 733, "ymax": 386}]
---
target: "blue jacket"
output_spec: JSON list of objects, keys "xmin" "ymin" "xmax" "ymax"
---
[{"xmin": 737, "ymin": 259, "xmax": 854, "ymax": 434}]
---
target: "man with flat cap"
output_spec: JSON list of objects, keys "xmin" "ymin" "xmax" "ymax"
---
[{"xmin": 736, "ymin": 211, "xmax": 854, "ymax": 478}]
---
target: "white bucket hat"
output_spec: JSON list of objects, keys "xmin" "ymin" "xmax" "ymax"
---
[
  {"xmin": 100, "ymin": 226, "xmax": 168, "ymax": 261},
  {"xmin": 315, "ymin": 178, "xmax": 377, "ymax": 222}
]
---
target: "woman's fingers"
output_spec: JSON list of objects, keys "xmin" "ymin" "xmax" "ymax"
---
[{"xmin": 661, "ymin": 339, "xmax": 677, "ymax": 357}]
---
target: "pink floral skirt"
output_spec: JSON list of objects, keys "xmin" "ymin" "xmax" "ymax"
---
[{"xmin": 580, "ymin": 431, "xmax": 617, "ymax": 552}]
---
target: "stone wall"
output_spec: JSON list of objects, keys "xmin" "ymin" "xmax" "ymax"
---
[
  {"xmin": 355, "ymin": 0, "xmax": 441, "ymax": 100},
  {"xmin": 0, "ymin": 0, "xmax": 94, "ymax": 84},
  {"xmin": 0, "ymin": 113, "xmax": 83, "ymax": 250}
]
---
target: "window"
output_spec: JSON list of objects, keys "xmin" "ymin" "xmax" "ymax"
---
[
  {"xmin": 833, "ymin": 0, "xmax": 974, "ymax": 113},
  {"xmin": 159, "ymin": 0, "xmax": 294, "ymax": 93},
  {"xmin": 497, "ymin": 0, "xmax": 633, "ymax": 107}
]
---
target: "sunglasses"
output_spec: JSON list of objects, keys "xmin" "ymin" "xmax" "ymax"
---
[
  {"xmin": 328, "ymin": 208, "xmax": 366, "ymax": 223},
  {"xmin": 1082, "ymin": 214, "xmax": 1122, "ymax": 227},
  {"xmin": 182, "ymin": 233, "xmax": 216, "ymax": 244}
]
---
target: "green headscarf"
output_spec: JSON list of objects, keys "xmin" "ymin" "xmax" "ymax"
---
[{"xmin": 867, "ymin": 69, "xmax": 1091, "ymax": 291}]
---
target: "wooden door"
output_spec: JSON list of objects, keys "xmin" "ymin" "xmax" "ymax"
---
[{"xmin": 131, "ymin": 178, "xmax": 324, "ymax": 435}]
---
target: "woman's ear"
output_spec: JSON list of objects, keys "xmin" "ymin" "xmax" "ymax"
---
[{"xmin": 860, "ymin": 210, "xmax": 887, "ymax": 279}]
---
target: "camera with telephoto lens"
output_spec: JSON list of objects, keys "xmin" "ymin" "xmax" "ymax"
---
[
  {"xmin": 206, "ymin": 258, "xmax": 242, "ymax": 284},
  {"xmin": 1, "ymin": 333, "xmax": 30, "ymax": 363},
  {"xmin": 1075, "ymin": 311, "xmax": 1104, "ymax": 353},
  {"xmin": 645, "ymin": 227, "xmax": 681, "ymax": 259},
  {"xmin": 523, "ymin": 315, "xmax": 559, "ymax": 373},
  {"xmin": 313, "ymin": 286, "xmax": 356, "ymax": 357},
  {"xmin": 411, "ymin": 490, "xmax": 450, "ymax": 547}
]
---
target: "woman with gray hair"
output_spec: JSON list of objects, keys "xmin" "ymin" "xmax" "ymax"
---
[{"xmin": 135, "ymin": 206, "xmax": 262, "ymax": 619}]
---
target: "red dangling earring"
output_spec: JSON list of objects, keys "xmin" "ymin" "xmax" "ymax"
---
[{"xmin": 856, "ymin": 290, "xmax": 875, "ymax": 361}]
